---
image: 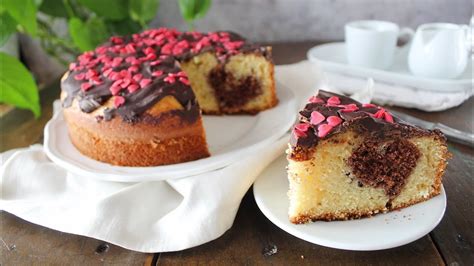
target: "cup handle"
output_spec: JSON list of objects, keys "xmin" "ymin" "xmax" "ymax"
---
[{"xmin": 397, "ymin": 27, "xmax": 415, "ymax": 47}]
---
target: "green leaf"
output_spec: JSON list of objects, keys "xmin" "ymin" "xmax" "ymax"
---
[
  {"xmin": 68, "ymin": 17, "xmax": 108, "ymax": 52},
  {"xmin": 39, "ymin": 0, "xmax": 68, "ymax": 18},
  {"xmin": 0, "ymin": 52, "xmax": 41, "ymax": 118},
  {"xmin": 106, "ymin": 19, "xmax": 141, "ymax": 35},
  {"xmin": 129, "ymin": 0, "xmax": 159, "ymax": 25},
  {"xmin": 0, "ymin": 12, "xmax": 18, "ymax": 46},
  {"xmin": 2, "ymin": 0, "xmax": 38, "ymax": 36},
  {"xmin": 78, "ymin": 0, "xmax": 128, "ymax": 20},
  {"xmin": 193, "ymin": 0, "xmax": 211, "ymax": 19},
  {"xmin": 178, "ymin": 0, "xmax": 211, "ymax": 22}
]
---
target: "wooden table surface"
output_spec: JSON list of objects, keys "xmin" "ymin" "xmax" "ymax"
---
[{"xmin": 1, "ymin": 42, "xmax": 473, "ymax": 265}]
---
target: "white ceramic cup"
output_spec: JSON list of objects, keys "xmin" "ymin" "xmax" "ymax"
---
[
  {"xmin": 408, "ymin": 23, "xmax": 471, "ymax": 79},
  {"xmin": 345, "ymin": 20, "xmax": 413, "ymax": 69}
]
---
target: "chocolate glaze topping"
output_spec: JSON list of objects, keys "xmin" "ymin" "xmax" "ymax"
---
[
  {"xmin": 290, "ymin": 90, "xmax": 446, "ymax": 198},
  {"xmin": 61, "ymin": 28, "xmax": 270, "ymax": 123},
  {"xmin": 290, "ymin": 90, "xmax": 437, "ymax": 149}
]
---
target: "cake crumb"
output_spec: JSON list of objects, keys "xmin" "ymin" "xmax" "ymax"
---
[{"xmin": 301, "ymin": 255, "xmax": 305, "ymax": 259}]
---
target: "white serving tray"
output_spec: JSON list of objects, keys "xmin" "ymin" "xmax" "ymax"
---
[{"xmin": 307, "ymin": 42, "xmax": 473, "ymax": 93}]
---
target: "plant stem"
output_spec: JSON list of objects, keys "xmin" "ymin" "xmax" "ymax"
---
[{"xmin": 63, "ymin": 0, "xmax": 76, "ymax": 18}]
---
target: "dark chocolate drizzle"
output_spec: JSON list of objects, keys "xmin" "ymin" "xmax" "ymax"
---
[{"xmin": 61, "ymin": 28, "xmax": 270, "ymax": 123}]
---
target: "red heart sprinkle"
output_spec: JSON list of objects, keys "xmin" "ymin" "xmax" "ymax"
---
[
  {"xmin": 308, "ymin": 96, "xmax": 324, "ymax": 103},
  {"xmin": 310, "ymin": 111, "xmax": 326, "ymax": 125},
  {"xmin": 362, "ymin": 103, "xmax": 377, "ymax": 108},
  {"xmin": 164, "ymin": 76, "xmax": 176, "ymax": 83},
  {"xmin": 125, "ymin": 44, "xmax": 136, "ymax": 53},
  {"xmin": 384, "ymin": 112, "xmax": 394, "ymax": 123},
  {"xmin": 150, "ymin": 60, "xmax": 162, "ymax": 66},
  {"xmin": 293, "ymin": 128, "xmax": 306, "ymax": 138},
  {"xmin": 133, "ymin": 74, "xmax": 143, "ymax": 82},
  {"xmin": 114, "ymin": 96, "xmax": 125, "ymax": 108},
  {"xmin": 327, "ymin": 116, "xmax": 342, "ymax": 126},
  {"xmin": 127, "ymin": 84, "xmax": 140, "ymax": 93},
  {"xmin": 111, "ymin": 57, "xmax": 123, "ymax": 67},
  {"xmin": 293, "ymin": 123, "xmax": 310, "ymax": 138},
  {"xmin": 74, "ymin": 73, "xmax": 85, "ymax": 80},
  {"xmin": 327, "ymin": 96, "xmax": 341, "ymax": 105},
  {"xmin": 179, "ymin": 77, "xmax": 190, "ymax": 85},
  {"xmin": 121, "ymin": 78, "xmax": 131, "ymax": 88},
  {"xmin": 81, "ymin": 82, "xmax": 92, "ymax": 91},
  {"xmin": 373, "ymin": 109, "xmax": 385, "ymax": 119},
  {"xmin": 103, "ymin": 68, "xmax": 113, "ymax": 78},
  {"xmin": 317, "ymin": 124, "xmax": 334, "ymax": 138},
  {"xmin": 294, "ymin": 123, "xmax": 310, "ymax": 132},
  {"xmin": 69, "ymin": 63, "xmax": 77, "ymax": 71},
  {"xmin": 128, "ymin": 66, "xmax": 139, "ymax": 73},
  {"xmin": 152, "ymin": 70, "xmax": 164, "ymax": 77},
  {"xmin": 340, "ymin": 104, "xmax": 359, "ymax": 113},
  {"xmin": 110, "ymin": 85, "xmax": 121, "ymax": 95},
  {"xmin": 140, "ymin": 79, "xmax": 152, "ymax": 88}
]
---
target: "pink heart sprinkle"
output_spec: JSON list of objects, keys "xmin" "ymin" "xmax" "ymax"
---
[
  {"xmin": 114, "ymin": 96, "xmax": 125, "ymax": 108},
  {"xmin": 80, "ymin": 82, "xmax": 92, "ymax": 91},
  {"xmin": 310, "ymin": 111, "xmax": 325, "ymax": 125},
  {"xmin": 308, "ymin": 96, "xmax": 324, "ymax": 104},
  {"xmin": 384, "ymin": 112, "xmax": 394, "ymax": 123},
  {"xmin": 373, "ymin": 109, "xmax": 385, "ymax": 119},
  {"xmin": 139, "ymin": 79, "xmax": 152, "ymax": 88},
  {"xmin": 340, "ymin": 104, "xmax": 359, "ymax": 113},
  {"xmin": 327, "ymin": 116, "xmax": 342, "ymax": 127},
  {"xmin": 317, "ymin": 124, "xmax": 334, "ymax": 138},
  {"xmin": 127, "ymin": 84, "xmax": 140, "ymax": 93},
  {"xmin": 362, "ymin": 103, "xmax": 377, "ymax": 108},
  {"xmin": 110, "ymin": 85, "xmax": 122, "ymax": 95},
  {"xmin": 74, "ymin": 73, "xmax": 85, "ymax": 80},
  {"xmin": 294, "ymin": 123, "xmax": 310, "ymax": 132},
  {"xmin": 327, "ymin": 96, "xmax": 340, "ymax": 105}
]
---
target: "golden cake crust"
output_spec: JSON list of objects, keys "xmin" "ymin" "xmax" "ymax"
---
[{"xmin": 61, "ymin": 84, "xmax": 209, "ymax": 166}]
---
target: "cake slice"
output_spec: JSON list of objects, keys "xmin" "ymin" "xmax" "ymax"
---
[{"xmin": 287, "ymin": 90, "xmax": 450, "ymax": 223}]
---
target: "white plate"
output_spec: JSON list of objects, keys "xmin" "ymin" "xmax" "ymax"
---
[
  {"xmin": 44, "ymin": 83, "xmax": 297, "ymax": 182},
  {"xmin": 307, "ymin": 42, "xmax": 473, "ymax": 93},
  {"xmin": 253, "ymin": 155, "xmax": 447, "ymax": 251}
]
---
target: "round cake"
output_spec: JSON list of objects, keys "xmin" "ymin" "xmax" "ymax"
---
[{"xmin": 61, "ymin": 28, "xmax": 277, "ymax": 166}]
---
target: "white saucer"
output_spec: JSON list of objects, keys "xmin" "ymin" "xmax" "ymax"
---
[
  {"xmin": 253, "ymin": 155, "xmax": 447, "ymax": 251},
  {"xmin": 44, "ymin": 83, "xmax": 297, "ymax": 182},
  {"xmin": 307, "ymin": 42, "xmax": 473, "ymax": 93}
]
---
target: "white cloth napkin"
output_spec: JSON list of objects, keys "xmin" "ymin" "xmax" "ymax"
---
[
  {"xmin": 1, "ymin": 60, "xmax": 465, "ymax": 253},
  {"xmin": 276, "ymin": 61, "xmax": 473, "ymax": 112},
  {"xmin": 1, "ymin": 138, "xmax": 287, "ymax": 253}
]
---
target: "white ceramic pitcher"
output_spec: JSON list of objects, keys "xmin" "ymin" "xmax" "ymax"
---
[{"xmin": 408, "ymin": 23, "xmax": 471, "ymax": 79}]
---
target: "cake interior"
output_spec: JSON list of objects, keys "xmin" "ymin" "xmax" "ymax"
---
[{"xmin": 180, "ymin": 51, "xmax": 276, "ymax": 114}]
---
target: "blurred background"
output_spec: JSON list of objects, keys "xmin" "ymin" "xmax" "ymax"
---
[{"xmin": 153, "ymin": 0, "xmax": 472, "ymax": 42}]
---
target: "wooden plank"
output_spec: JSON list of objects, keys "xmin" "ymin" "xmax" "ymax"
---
[
  {"xmin": 154, "ymin": 191, "xmax": 445, "ymax": 265},
  {"xmin": 0, "ymin": 212, "xmax": 151, "ymax": 265}
]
